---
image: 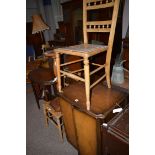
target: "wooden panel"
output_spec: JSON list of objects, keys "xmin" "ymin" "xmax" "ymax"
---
[
  {"xmin": 59, "ymin": 98, "xmax": 78, "ymax": 149},
  {"xmin": 61, "ymin": 0, "xmax": 83, "ymax": 44},
  {"xmin": 73, "ymin": 108, "xmax": 101, "ymax": 155},
  {"xmin": 102, "ymin": 106, "xmax": 129, "ymax": 155}
]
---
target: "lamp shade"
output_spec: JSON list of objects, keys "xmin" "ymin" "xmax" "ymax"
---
[{"xmin": 32, "ymin": 15, "xmax": 49, "ymax": 34}]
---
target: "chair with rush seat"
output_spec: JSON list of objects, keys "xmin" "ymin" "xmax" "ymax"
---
[
  {"xmin": 55, "ymin": 0, "xmax": 121, "ymax": 110},
  {"xmin": 43, "ymin": 97, "xmax": 64, "ymax": 141}
]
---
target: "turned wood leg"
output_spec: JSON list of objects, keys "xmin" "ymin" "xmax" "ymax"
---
[
  {"xmin": 43, "ymin": 104, "xmax": 49, "ymax": 127},
  {"xmin": 56, "ymin": 52, "xmax": 62, "ymax": 92},
  {"xmin": 105, "ymin": 64, "xmax": 111, "ymax": 88},
  {"xmin": 84, "ymin": 57, "xmax": 90, "ymax": 110}
]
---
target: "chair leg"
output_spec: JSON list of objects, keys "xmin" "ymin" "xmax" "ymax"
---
[
  {"xmin": 43, "ymin": 105, "xmax": 49, "ymax": 127},
  {"xmin": 31, "ymin": 82, "xmax": 41, "ymax": 109},
  {"xmin": 84, "ymin": 57, "xmax": 90, "ymax": 110},
  {"xmin": 57, "ymin": 117, "xmax": 63, "ymax": 142},
  {"xmin": 105, "ymin": 65, "xmax": 111, "ymax": 88}
]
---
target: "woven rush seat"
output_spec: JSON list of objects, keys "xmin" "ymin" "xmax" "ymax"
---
[
  {"xmin": 45, "ymin": 97, "xmax": 61, "ymax": 112},
  {"xmin": 56, "ymin": 44, "xmax": 108, "ymax": 55}
]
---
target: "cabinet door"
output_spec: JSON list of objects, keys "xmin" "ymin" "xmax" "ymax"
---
[{"xmin": 73, "ymin": 107, "xmax": 102, "ymax": 155}]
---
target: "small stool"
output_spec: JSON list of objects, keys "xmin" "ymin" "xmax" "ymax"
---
[{"xmin": 43, "ymin": 97, "xmax": 64, "ymax": 141}]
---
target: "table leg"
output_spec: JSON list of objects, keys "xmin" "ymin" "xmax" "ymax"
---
[
  {"xmin": 56, "ymin": 52, "xmax": 62, "ymax": 92},
  {"xmin": 84, "ymin": 57, "xmax": 90, "ymax": 110}
]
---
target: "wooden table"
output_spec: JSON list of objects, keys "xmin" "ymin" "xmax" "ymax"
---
[{"xmin": 26, "ymin": 59, "xmax": 42, "ymax": 83}]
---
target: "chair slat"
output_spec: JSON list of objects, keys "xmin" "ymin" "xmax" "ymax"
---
[
  {"xmin": 86, "ymin": 1, "xmax": 114, "ymax": 10},
  {"xmin": 60, "ymin": 70, "xmax": 85, "ymax": 82},
  {"xmin": 87, "ymin": 29, "xmax": 111, "ymax": 32},
  {"xmin": 86, "ymin": 20, "xmax": 112, "ymax": 32},
  {"xmin": 86, "ymin": 0, "xmax": 114, "ymax": 3},
  {"xmin": 87, "ymin": 20, "xmax": 112, "ymax": 25}
]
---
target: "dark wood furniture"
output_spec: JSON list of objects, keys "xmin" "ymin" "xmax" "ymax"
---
[
  {"xmin": 28, "ymin": 55, "xmax": 57, "ymax": 109},
  {"xmin": 26, "ymin": 22, "xmax": 44, "ymax": 57},
  {"xmin": 28, "ymin": 67, "xmax": 56, "ymax": 109},
  {"xmin": 122, "ymin": 38, "xmax": 129, "ymax": 70},
  {"xmin": 102, "ymin": 105, "xmax": 129, "ymax": 155},
  {"xmin": 26, "ymin": 59, "xmax": 43, "ymax": 83},
  {"xmin": 50, "ymin": 21, "xmax": 72, "ymax": 47},
  {"xmin": 59, "ymin": 81, "xmax": 128, "ymax": 154},
  {"xmin": 61, "ymin": 0, "xmax": 83, "ymax": 45}
]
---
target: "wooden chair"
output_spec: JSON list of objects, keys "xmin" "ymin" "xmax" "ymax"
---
[
  {"xmin": 43, "ymin": 97, "xmax": 64, "ymax": 141},
  {"xmin": 55, "ymin": 0, "xmax": 120, "ymax": 110}
]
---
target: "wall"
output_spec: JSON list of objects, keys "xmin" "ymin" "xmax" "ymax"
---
[
  {"xmin": 122, "ymin": 0, "xmax": 129, "ymax": 39},
  {"xmin": 26, "ymin": 0, "xmax": 39, "ymax": 22}
]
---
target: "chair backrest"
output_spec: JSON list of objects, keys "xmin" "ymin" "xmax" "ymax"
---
[{"xmin": 83, "ymin": 0, "xmax": 120, "ymax": 63}]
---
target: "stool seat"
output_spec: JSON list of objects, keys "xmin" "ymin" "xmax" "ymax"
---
[{"xmin": 29, "ymin": 68, "xmax": 55, "ymax": 84}]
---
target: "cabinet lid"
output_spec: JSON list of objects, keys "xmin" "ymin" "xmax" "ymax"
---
[
  {"xmin": 59, "ymin": 81, "xmax": 127, "ymax": 118},
  {"xmin": 107, "ymin": 105, "xmax": 129, "ymax": 144}
]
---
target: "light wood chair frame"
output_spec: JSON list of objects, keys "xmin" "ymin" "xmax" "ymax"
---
[{"xmin": 55, "ymin": 0, "xmax": 120, "ymax": 110}]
